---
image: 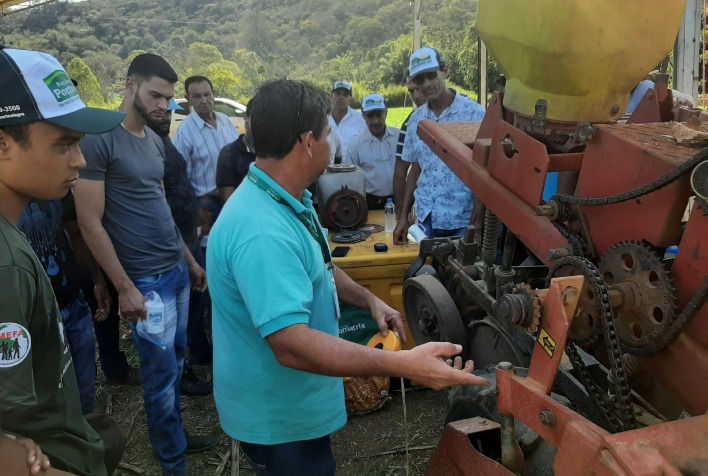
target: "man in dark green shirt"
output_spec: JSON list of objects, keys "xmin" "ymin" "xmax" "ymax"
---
[{"xmin": 0, "ymin": 46, "xmax": 124, "ymax": 475}]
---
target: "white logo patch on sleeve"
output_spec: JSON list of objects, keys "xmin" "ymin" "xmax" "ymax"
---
[{"xmin": 0, "ymin": 323, "xmax": 32, "ymax": 367}]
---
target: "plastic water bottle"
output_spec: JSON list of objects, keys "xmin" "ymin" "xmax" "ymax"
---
[
  {"xmin": 384, "ymin": 198, "xmax": 396, "ymax": 233},
  {"xmin": 136, "ymin": 291, "xmax": 167, "ymax": 348}
]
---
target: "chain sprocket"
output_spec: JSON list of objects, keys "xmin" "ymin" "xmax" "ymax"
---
[
  {"xmin": 548, "ymin": 257, "xmax": 637, "ymax": 432},
  {"xmin": 598, "ymin": 242, "xmax": 677, "ymax": 354}
]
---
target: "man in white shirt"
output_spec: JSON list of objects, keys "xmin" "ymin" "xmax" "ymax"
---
[
  {"xmin": 173, "ymin": 75, "xmax": 238, "ymax": 225},
  {"xmin": 344, "ymin": 94, "xmax": 399, "ymax": 210},
  {"xmin": 330, "ymin": 80, "xmax": 366, "ymax": 158}
]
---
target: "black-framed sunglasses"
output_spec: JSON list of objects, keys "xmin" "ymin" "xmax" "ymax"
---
[
  {"xmin": 412, "ymin": 71, "xmax": 439, "ymax": 86},
  {"xmin": 294, "ymin": 81, "xmax": 305, "ymax": 144}
]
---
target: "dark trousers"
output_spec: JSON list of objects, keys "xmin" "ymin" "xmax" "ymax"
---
[
  {"xmin": 185, "ymin": 239, "xmax": 212, "ymax": 364},
  {"xmin": 240, "ymin": 436, "xmax": 335, "ymax": 476},
  {"xmin": 365, "ymin": 193, "xmax": 393, "ymax": 211},
  {"xmin": 82, "ymin": 277, "xmax": 130, "ymax": 380}
]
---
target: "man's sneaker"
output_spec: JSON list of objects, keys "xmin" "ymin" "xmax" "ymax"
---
[
  {"xmin": 104, "ymin": 367, "xmax": 141, "ymax": 386},
  {"xmin": 184, "ymin": 432, "xmax": 219, "ymax": 454},
  {"xmin": 180, "ymin": 366, "xmax": 212, "ymax": 396}
]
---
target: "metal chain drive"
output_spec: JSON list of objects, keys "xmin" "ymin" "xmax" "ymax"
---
[
  {"xmin": 548, "ymin": 256, "xmax": 637, "ymax": 432},
  {"xmin": 551, "ymin": 147, "xmax": 708, "ymax": 207},
  {"xmin": 553, "ymin": 223, "xmax": 587, "ymax": 257}
]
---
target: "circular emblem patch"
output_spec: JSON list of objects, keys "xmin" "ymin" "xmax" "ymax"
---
[{"xmin": 0, "ymin": 323, "xmax": 32, "ymax": 367}]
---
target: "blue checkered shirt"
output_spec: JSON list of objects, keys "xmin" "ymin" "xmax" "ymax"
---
[{"xmin": 402, "ymin": 93, "xmax": 485, "ymax": 230}]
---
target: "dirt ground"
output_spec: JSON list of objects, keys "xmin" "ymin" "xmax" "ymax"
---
[{"xmin": 102, "ymin": 332, "xmax": 450, "ymax": 476}]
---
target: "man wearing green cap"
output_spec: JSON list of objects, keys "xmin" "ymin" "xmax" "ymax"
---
[{"xmin": 0, "ymin": 46, "xmax": 125, "ymax": 475}]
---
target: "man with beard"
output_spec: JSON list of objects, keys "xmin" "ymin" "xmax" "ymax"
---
[
  {"xmin": 215, "ymin": 99, "xmax": 256, "ymax": 203},
  {"xmin": 74, "ymin": 54, "xmax": 216, "ymax": 476},
  {"xmin": 343, "ymin": 94, "xmax": 399, "ymax": 210},
  {"xmin": 146, "ymin": 98, "xmax": 213, "ymax": 397},
  {"xmin": 393, "ymin": 47, "xmax": 486, "ymax": 244},
  {"xmin": 174, "ymin": 76, "xmax": 238, "ymax": 228}
]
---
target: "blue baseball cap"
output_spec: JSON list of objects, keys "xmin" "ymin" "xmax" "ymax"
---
[
  {"xmin": 362, "ymin": 94, "xmax": 386, "ymax": 114},
  {"xmin": 167, "ymin": 98, "xmax": 182, "ymax": 111}
]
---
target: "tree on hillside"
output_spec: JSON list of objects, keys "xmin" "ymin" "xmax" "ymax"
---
[
  {"xmin": 83, "ymin": 50, "xmax": 123, "ymax": 100},
  {"xmin": 344, "ymin": 16, "xmax": 387, "ymax": 50},
  {"xmin": 204, "ymin": 61, "xmax": 243, "ymax": 99},
  {"xmin": 66, "ymin": 57, "xmax": 104, "ymax": 106},
  {"xmin": 231, "ymin": 49, "xmax": 267, "ymax": 95}
]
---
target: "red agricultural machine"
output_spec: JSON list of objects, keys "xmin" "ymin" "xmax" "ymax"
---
[{"xmin": 402, "ymin": 1, "xmax": 708, "ymax": 474}]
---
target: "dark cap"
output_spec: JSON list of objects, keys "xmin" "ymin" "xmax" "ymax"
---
[{"xmin": 0, "ymin": 46, "xmax": 124, "ymax": 133}]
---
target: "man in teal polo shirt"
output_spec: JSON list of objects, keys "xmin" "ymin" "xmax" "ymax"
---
[{"xmin": 207, "ymin": 80, "xmax": 488, "ymax": 476}]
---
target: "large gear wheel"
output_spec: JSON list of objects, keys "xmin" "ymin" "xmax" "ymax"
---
[
  {"xmin": 547, "ymin": 258, "xmax": 604, "ymax": 344},
  {"xmin": 598, "ymin": 242, "xmax": 676, "ymax": 354}
]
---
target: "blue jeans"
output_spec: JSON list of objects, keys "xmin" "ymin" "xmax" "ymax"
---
[
  {"xmin": 59, "ymin": 291, "xmax": 97, "ymax": 415},
  {"xmin": 240, "ymin": 436, "xmax": 336, "ymax": 476},
  {"xmin": 419, "ymin": 214, "xmax": 467, "ymax": 239},
  {"xmin": 129, "ymin": 261, "xmax": 190, "ymax": 476}
]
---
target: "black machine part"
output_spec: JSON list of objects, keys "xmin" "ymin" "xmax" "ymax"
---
[
  {"xmin": 320, "ymin": 188, "xmax": 368, "ymax": 231},
  {"xmin": 403, "ymin": 274, "xmax": 467, "ymax": 347}
]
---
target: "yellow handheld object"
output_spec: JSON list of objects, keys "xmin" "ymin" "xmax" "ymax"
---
[{"xmin": 367, "ymin": 331, "xmax": 401, "ymax": 352}]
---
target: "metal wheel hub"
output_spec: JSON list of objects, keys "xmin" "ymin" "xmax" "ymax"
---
[{"xmin": 403, "ymin": 274, "xmax": 466, "ymax": 346}]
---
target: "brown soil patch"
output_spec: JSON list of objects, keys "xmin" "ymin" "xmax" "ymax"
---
[{"xmin": 103, "ymin": 331, "xmax": 448, "ymax": 476}]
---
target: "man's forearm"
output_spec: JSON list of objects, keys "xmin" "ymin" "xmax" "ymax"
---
[
  {"xmin": 78, "ymin": 221, "xmax": 132, "ymax": 293},
  {"xmin": 393, "ymin": 159, "xmax": 409, "ymax": 219},
  {"xmin": 401, "ymin": 163, "xmax": 421, "ymax": 219}
]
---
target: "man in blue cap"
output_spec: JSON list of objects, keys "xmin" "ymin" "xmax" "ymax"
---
[
  {"xmin": 393, "ymin": 47, "xmax": 486, "ymax": 244},
  {"xmin": 344, "ymin": 93, "xmax": 399, "ymax": 210},
  {"xmin": 330, "ymin": 80, "xmax": 366, "ymax": 157}
]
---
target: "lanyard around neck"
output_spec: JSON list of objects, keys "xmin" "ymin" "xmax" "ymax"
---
[{"xmin": 247, "ymin": 170, "xmax": 332, "ymax": 266}]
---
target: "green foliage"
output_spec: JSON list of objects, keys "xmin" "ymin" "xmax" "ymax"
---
[
  {"xmin": 0, "ymin": 0, "xmax": 494, "ymax": 103},
  {"xmin": 386, "ymin": 107, "xmax": 414, "ymax": 129},
  {"xmin": 66, "ymin": 57, "xmax": 104, "ymax": 106},
  {"xmin": 379, "ymin": 84, "xmax": 415, "ymax": 109}
]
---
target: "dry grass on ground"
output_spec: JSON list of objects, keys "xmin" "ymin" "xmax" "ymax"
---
[{"xmin": 101, "ymin": 329, "xmax": 449, "ymax": 476}]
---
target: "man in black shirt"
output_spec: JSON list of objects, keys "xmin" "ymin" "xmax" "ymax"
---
[
  {"xmin": 215, "ymin": 99, "xmax": 256, "ymax": 203},
  {"xmin": 147, "ymin": 99, "xmax": 213, "ymax": 397}
]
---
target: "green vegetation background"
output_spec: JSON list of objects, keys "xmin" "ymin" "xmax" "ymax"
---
[{"xmin": 0, "ymin": 0, "xmax": 498, "ymax": 108}]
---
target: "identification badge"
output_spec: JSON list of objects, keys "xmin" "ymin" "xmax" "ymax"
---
[{"xmin": 328, "ymin": 263, "xmax": 341, "ymax": 320}]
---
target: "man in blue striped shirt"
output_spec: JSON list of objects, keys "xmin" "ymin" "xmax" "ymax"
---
[
  {"xmin": 173, "ymin": 76, "xmax": 238, "ymax": 226},
  {"xmin": 344, "ymin": 94, "xmax": 399, "ymax": 210}
]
